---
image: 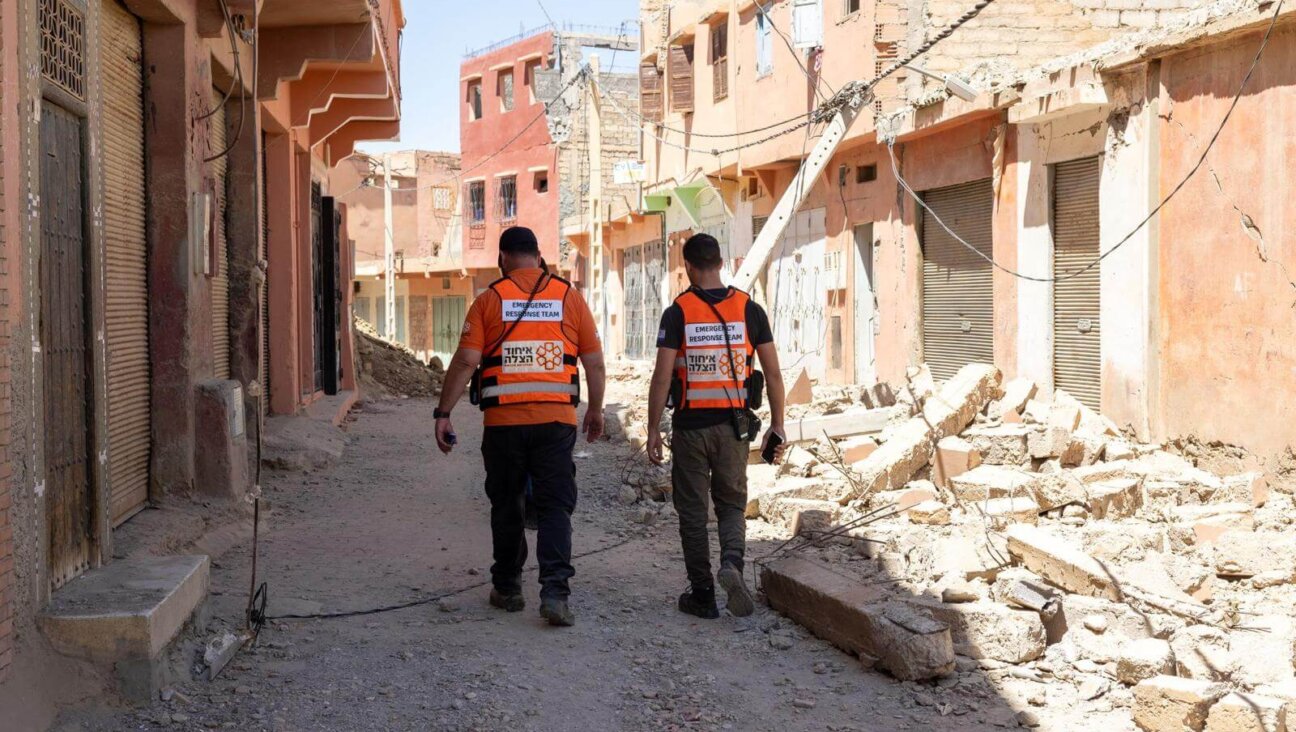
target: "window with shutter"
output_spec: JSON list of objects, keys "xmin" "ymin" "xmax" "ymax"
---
[
  {"xmin": 793, "ymin": 0, "xmax": 824, "ymax": 49},
  {"xmin": 711, "ymin": 22, "xmax": 729, "ymax": 102},
  {"xmin": 669, "ymin": 44, "xmax": 694, "ymax": 114},
  {"xmin": 639, "ymin": 62, "xmax": 664, "ymax": 122}
]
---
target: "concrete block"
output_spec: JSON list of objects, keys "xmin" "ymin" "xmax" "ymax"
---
[
  {"xmin": 837, "ymin": 434, "xmax": 879, "ymax": 464},
  {"xmin": 1118, "ymin": 638, "xmax": 1176, "ymax": 686},
  {"xmin": 1133, "ymin": 676, "xmax": 1228, "ymax": 732},
  {"xmin": 913, "ymin": 530, "xmax": 1010, "ymax": 583},
  {"xmin": 1073, "ymin": 460, "xmax": 1134, "ymax": 484},
  {"xmin": 1005, "ymin": 524, "xmax": 1120, "ymax": 601},
  {"xmin": 920, "ymin": 363, "xmax": 1002, "ymax": 438},
  {"xmin": 1022, "ymin": 399, "xmax": 1050, "ymax": 424},
  {"xmin": 1171, "ymin": 504, "xmax": 1255, "ymax": 545},
  {"xmin": 760, "ymin": 558, "xmax": 954, "ymax": 680},
  {"xmin": 896, "ymin": 481, "xmax": 939, "ymax": 509},
  {"xmin": 1031, "ymin": 471, "xmax": 1088, "ymax": 511},
  {"xmin": 1088, "ymin": 478, "xmax": 1144, "ymax": 520},
  {"xmin": 1029, "ymin": 425, "xmax": 1074, "ymax": 459},
  {"xmin": 980, "ymin": 495, "xmax": 1041, "ymax": 528},
  {"xmin": 762, "ymin": 495, "xmax": 843, "ymax": 535},
  {"xmin": 785, "ymin": 368, "xmax": 814, "ymax": 405},
  {"xmin": 907, "ymin": 500, "xmax": 950, "ymax": 526},
  {"xmin": 195, "ymin": 380, "xmax": 250, "ymax": 499},
  {"xmin": 998, "ymin": 377, "xmax": 1037, "ymax": 416},
  {"xmin": 1105, "ymin": 440, "xmax": 1136, "ymax": 462},
  {"xmin": 746, "ymin": 476, "xmax": 823, "ymax": 519},
  {"xmin": 1205, "ymin": 692, "xmax": 1288, "ymax": 732},
  {"xmin": 860, "ymin": 603, "xmax": 957, "ymax": 680},
  {"xmin": 1171, "ymin": 625, "xmax": 1238, "ymax": 682},
  {"xmin": 907, "ymin": 598, "xmax": 1045, "ymax": 663},
  {"xmin": 963, "ymin": 424, "xmax": 1032, "ymax": 466},
  {"xmin": 845, "ymin": 418, "xmax": 935, "ymax": 503},
  {"xmin": 1215, "ymin": 533, "xmax": 1296, "ymax": 579},
  {"xmin": 948, "ymin": 465, "xmax": 1038, "ymax": 502},
  {"xmin": 932, "ymin": 436, "xmax": 981, "ymax": 489},
  {"xmin": 1227, "ymin": 614, "xmax": 1296, "ymax": 687},
  {"xmin": 1220, "ymin": 472, "xmax": 1270, "ymax": 508},
  {"xmin": 1048, "ymin": 402, "xmax": 1082, "ymax": 432}
]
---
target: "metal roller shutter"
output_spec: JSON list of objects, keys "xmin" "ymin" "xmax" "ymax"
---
[
  {"xmin": 921, "ymin": 178, "xmax": 995, "ymax": 381},
  {"xmin": 101, "ymin": 0, "xmax": 149, "ymax": 526},
  {"xmin": 1052, "ymin": 156, "xmax": 1102, "ymax": 411},
  {"xmin": 210, "ymin": 87, "xmax": 231, "ymax": 379}
]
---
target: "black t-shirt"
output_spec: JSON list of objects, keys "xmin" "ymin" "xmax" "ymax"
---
[{"xmin": 657, "ymin": 287, "xmax": 774, "ymax": 431}]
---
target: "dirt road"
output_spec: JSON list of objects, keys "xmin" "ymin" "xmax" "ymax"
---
[{"xmin": 56, "ymin": 397, "xmax": 1023, "ymax": 731}]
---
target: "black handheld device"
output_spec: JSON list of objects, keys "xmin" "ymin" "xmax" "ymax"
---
[{"xmin": 760, "ymin": 431, "xmax": 784, "ymax": 464}]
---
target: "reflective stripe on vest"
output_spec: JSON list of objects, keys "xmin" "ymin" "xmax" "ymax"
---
[
  {"xmin": 672, "ymin": 288, "xmax": 755, "ymax": 411},
  {"xmin": 482, "ymin": 382, "xmax": 580, "ymax": 398},
  {"xmin": 477, "ymin": 273, "xmax": 582, "ymax": 410}
]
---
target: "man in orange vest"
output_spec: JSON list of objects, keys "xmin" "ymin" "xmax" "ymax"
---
[
  {"xmin": 434, "ymin": 226, "xmax": 605, "ymax": 627},
  {"xmin": 646, "ymin": 233, "xmax": 786, "ymax": 619}
]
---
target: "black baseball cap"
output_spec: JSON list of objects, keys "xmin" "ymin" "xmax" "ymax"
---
[{"xmin": 499, "ymin": 226, "xmax": 540, "ymax": 255}]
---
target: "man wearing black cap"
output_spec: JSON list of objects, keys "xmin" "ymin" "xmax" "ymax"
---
[
  {"xmin": 434, "ymin": 226, "xmax": 606, "ymax": 627},
  {"xmin": 646, "ymin": 233, "xmax": 786, "ymax": 619}
]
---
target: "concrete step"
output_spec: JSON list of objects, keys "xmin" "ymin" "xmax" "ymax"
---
[{"xmin": 39, "ymin": 555, "xmax": 210, "ymax": 702}]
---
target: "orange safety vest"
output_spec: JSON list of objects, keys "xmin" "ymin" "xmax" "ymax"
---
[
  {"xmin": 478, "ymin": 274, "xmax": 581, "ymax": 410},
  {"xmin": 673, "ymin": 287, "xmax": 755, "ymax": 410}
]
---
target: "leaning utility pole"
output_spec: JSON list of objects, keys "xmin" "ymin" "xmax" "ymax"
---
[
  {"xmin": 586, "ymin": 55, "xmax": 605, "ymax": 336},
  {"xmin": 382, "ymin": 152, "xmax": 396, "ymax": 339},
  {"xmin": 732, "ymin": 105, "xmax": 862, "ymax": 291}
]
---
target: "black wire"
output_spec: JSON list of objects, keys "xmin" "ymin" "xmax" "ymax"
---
[
  {"xmin": 264, "ymin": 536, "xmax": 638, "ymax": 622},
  {"xmin": 886, "ymin": 0, "xmax": 1285, "ymax": 284},
  {"xmin": 203, "ymin": 0, "xmax": 247, "ymax": 163}
]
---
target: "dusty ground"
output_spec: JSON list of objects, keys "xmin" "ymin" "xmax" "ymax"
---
[{"xmin": 50, "ymin": 395, "xmax": 1037, "ymax": 732}]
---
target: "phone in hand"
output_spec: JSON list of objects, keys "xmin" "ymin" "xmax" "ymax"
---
[{"xmin": 761, "ymin": 431, "xmax": 785, "ymax": 464}]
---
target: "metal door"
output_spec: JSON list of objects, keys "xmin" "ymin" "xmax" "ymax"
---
[
  {"xmin": 209, "ymin": 87, "xmax": 231, "ymax": 379},
  {"xmin": 643, "ymin": 240, "xmax": 666, "ymax": 356},
  {"xmin": 622, "ymin": 246, "xmax": 644, "ymax": 359},
  {"xmin": 40, "ymin": 99, "xmax": 94, "ymax": 589},
  {"xmin": 432, "ymin": 296, "xmax": 466, "ymax": 360},
  {"xmin": 1052, "ymin": 156, "xmax": 1102, "ymax": 410},
  {"xmin": 769, "ymin": 208, "xmax": 827, "ymax": 379},
  {"xmin": 311, "ymin": 182, "xmax": 324, "ymax": 392},
  {"xmin": 320, "ymin": 196, "xmax": 341, "ymax": 394},
  {"xmin": 852, "ymin": 223, "xmax": 876, "ymax": 384},
  {"xmin": 101, "ymin": 0, "xmax": 149, "ymax": 525},
  {"xmin": 921, "ymin": 179, "xmax": 994, "ymax": 381}
]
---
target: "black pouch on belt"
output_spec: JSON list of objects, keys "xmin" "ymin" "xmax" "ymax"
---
[
  {"xmin": 468, "ymin": 366, "xmax": 483, "ymax": 406},
  {"xmin": 730, "ymin": 408, "xmax": 761, "ymax": 442}
]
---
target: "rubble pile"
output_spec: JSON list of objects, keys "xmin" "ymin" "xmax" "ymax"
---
[
  {"xmin": 607, "ymin": 360, "xmax": 1296, "ymax": 731},
  {"xmin": 354, "ymin": 317, "xmax": 444, "ymax": 398}
]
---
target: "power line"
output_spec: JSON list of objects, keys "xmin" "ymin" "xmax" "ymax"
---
[{"xmin": 883, "ymin": 0, "xmax": 1284, "ymax": 284}]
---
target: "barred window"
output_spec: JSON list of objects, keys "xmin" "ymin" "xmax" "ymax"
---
[
  {"xmin": 467, "ymin": 181, "xmax": 486, "ymax": 223},
  {"xmin": 496, "ymin": 176, "xmax": 518, "ymax": 222},
  {"xmin": 432, "ymin": 186, "xmax": 452, "ymax": 211}
]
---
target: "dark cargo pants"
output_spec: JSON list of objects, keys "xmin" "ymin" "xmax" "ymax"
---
[
  {"xmin": 671, "ymin": 422, "xmax": 749, "ymax": 591},
  {"xmin": 481, "ymin": 423, "xmax": 578, "ymax": 600}
]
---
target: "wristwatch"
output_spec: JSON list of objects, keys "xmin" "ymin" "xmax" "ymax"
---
[{"xmin": 433, "ymin": 408, "xmax": 452, "ymax": 419}]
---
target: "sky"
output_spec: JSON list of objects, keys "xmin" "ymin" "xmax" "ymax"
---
[{"xmin": 358, "ymin": 0, "xmax": 640, "ymax": 156}]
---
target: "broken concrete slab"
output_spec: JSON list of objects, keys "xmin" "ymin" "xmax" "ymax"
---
[
  {"xmin": 1118, "ymin": 638, "xmax": 1176, "ymax": 686},
  {"xmin": 922, "ymin": 364, "xmax": 1003, "ymax": 438},
  {"xmin": 1087, "ymin": 478, "xmax": 1144, "ymax": 520},
  {"xmin": 842, "ymin": 419, "xmax": 935, "ymax": 503},
  {"xmin": 762, "ymin": 495, "xmax": 843, "ymax": 534},
  {"xmin": 1204, "ymin": 692, "xmax": 1288, "ymax": 732},
  {"xmin": 1171, "ymin": 625, "xmax": 1238, "ymax": 682},
  {"xmin": 1073, "ymin": 460, "xmax": 1134, "ymax": 484},
  {"xmin": 1172, "ymin": 504, "xmax": 1255, "ymax": 546},
  {"xmin": 1220, "ymin": 472, "xmax": 1271, "ymax": 508},
  {"xmin": 1029, "ymin": 425, "xmax": 1075, "ymax": 460},
  {"xmin": 1005, "ymin": 524, "xmax": 1121, "ymax": 601},
  {"xmin": 746, "ymin": 476, "xmax": 823, "ymax": 519},
  {"xmin": 932, "ymin": 435, "xmax": 981, "ymax": 489},
  {"xmin": 1133, "ymin": 676, "xmax": 1228, "ymax": 732},
  {"xmin": 1105, "ymin": 440, "xmax": 1136, "ymax": 462},
  {"xmin": 963, "ymin": 424, "xmax": 1032, "ymax": 466},
  {"xmin": 979, "ymin": 496, "xmax": 1041, "ymax": 528},
  {"xmin": 1031, "ymin": 471, "xmax": 1088, "ymax": 511},
  {"xmin": 999, "ymin": 377, "xmax": 1038, "ymax": 417},
  {"xmin": 837, "ymin": 434, "xmax": 879, "ymax": 463},
  {"xmin": 907, "ymin": 598, "xmax": 1046, "ymax": 663},
  {"xmin": 1215, "ymin": 533, "xmax": 1296, "ymax": 578},
  {"xmin": 784, "ymin": 367, "xmax": 814, "ymax": 405},
  {"xmin": 760, "ymin": 558, "xmax": 954, "ymax": 680},
  {"xmin": 764, "ymin": 406, "xmax": 896, "ymax": 451},
  {"xmin": 1227, "ymin": 614, "xmax": 1296, "ymax": 687},
  {"xmin": 948, "ymin": 465, "xmax": 1038, "ymax": 502},
  {"xmin": 907, "ymin": 500, "xmax": 951, "ymax": 526},
  {"xmin": 860, "ymin": 603, "xmax": 957, "ymax": 680}
]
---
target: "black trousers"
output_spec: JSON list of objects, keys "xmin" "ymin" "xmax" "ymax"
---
[{"xmin": 481, "ymin": 422, "xmax": 578, "ymax": 600}]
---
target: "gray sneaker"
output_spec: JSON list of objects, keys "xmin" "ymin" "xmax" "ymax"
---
[
  {"xmin": 539, "ymin": 597, "xmax": 575, "ymax": 627},
  {"xmin": 717, "ymin": 565, "xmax": 755, "ymax": 617}
]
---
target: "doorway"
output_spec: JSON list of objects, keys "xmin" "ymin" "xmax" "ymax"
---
[{"xmin": 852, "ymin": 223, "xmax": 876, "ymax": 384}]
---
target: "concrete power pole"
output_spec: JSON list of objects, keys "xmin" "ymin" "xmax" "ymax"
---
[
  {"xmin": 383, "ymin": 152, "xmax": 396, "ymax": 340},
  {"xmin": 586, "ymin": 55, "xmax": 605, "ymax": 338}
]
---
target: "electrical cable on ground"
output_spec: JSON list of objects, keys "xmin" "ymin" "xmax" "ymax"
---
[
  {"xmin": 251, "ymin": 534, "xmax": 641, "ymax": 625},
  {"xmin": 883, "ymin": 0, "xmax": 1284, "ymax": 284}
]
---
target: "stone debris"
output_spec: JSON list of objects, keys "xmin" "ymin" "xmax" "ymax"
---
[{"xmin": 606, "ymin": 361, "xmax": 1295, "ymax": 732}]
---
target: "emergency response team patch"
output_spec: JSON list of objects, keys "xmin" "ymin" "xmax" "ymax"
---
[
  {"xmin": 501, "ymin": 340, "xmax": 566, "ymax": 373},
  {"xmin": 684, "ymin": 321, "xmax": 745, "ymax": 348},
  {"xmin": 501, "ymin": 299, "xmax": 564, "ymax": 322},
  {"xmin": 686, "ymin": 351, "xmax": 748, "ymax": 382}
]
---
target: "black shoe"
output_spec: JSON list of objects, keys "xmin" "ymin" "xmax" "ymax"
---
[
  {"xmin": 489, "ymin": 588, "xmax": 525, "ymax": 612},
  {"xmin": 677, "ymin": 587, "xmax": 720, "ymax": 620},
  {"xmin": 539, "ymin": 597, "xmax": 575, "ymax": 627},
  {"xmin": 717, "ymin": 565, "xmax": 755, "ymax": 618}
]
